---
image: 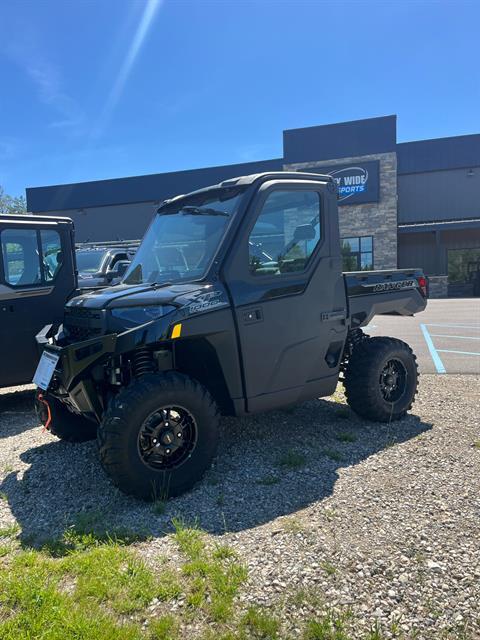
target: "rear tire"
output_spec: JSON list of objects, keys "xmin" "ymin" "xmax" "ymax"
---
[
  {"xmin": 344, "ymin": 337, "xmax": 418, "ymax": 422},
  {"xmin": 35, "ymin": 391, "xmax": 98, "ymax": 442},
  {"xmin": 97, "ymin": 372, "xmax": 219, "ymax": 500}
]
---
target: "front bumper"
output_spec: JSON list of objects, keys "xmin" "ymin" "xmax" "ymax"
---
[{"xmin": 36, "ymin": 324, "xmax": 117, "ymax": 422}]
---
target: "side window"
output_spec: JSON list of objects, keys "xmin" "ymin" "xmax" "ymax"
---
[
  {"xmin": 1, "ymin": 229, "xmax": 41, "ymax": 286},
  {"xmin": 249, "ymin": 190, "xmax": 321, "ymax": 276},
  {"xmin": 40, "ymin": 230, "xmax": 62, "ymax": 281}
]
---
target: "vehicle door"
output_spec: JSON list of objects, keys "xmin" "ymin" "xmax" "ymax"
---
[
  {"xmin": 223, "ymin": 179, "xmax": 348, "ymax": 412},
  {"xmin": 0, "ymin": 220, "xmax": 76, "ymax": 386}
]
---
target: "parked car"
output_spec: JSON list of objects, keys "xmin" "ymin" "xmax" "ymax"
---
[
  {"xmin": 34, "ymin": 172, "xmax": 427, "ymax": 500},
  {"xmin": 76, "ymin": 243, "xmax": 138, "ymax": 287}
]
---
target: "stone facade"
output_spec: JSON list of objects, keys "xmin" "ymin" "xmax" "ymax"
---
[
  {"xmin": 283, "ymin": 152, "xmax": 398, "ymax": 270},
  {"xmin": 428, "ymin": 275, "xmax": 449, "ymax": 298}
]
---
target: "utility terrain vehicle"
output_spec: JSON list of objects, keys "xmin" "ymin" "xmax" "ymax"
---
[
  {"xmin": 34, "ymin": 172, "xmax": 427, "ymax": 499},
  {"xmin": 0, "ymin": 213, "xmax": 77, "ymax": 388}
]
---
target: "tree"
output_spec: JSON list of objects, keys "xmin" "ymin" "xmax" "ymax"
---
[{"xmin": 0, "ymin": 186, "xmax": 27, "ymax": 214}]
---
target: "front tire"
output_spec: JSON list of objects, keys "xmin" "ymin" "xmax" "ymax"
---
[
  {"xmin": 35, "ymin": 391, "xmax": 98, "ymax": 442},
  {"xmin": 97, "ymin": 372, "xmax": 219, "ymax": 500},
  {"xmin": 344, "ymin": 337, "xmax": 418, "ymax": 422}
]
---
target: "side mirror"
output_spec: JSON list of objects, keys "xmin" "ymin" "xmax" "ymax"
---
[
  {"xmin": 107, "ymin": 260, "xmax": 130, "ymax": 281},
  {"xmin": 293, "ymin": 224, "xmax": 316, "ymax": 242}
]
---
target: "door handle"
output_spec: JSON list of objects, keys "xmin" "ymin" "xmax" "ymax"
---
[
  {"xmin": 242, "ymin": 307, "xmax": 263, "ymax": 325},
  {"xmin": 1, "ymin": 305, "xmax": 14, "ymax": 312},
  {"xmin": 320, "ymin": 310, "xmax": 346, "ymax": 322}
]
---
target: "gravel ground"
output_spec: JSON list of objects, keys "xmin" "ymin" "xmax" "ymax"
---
[{"xmin": 0, "ymin": 375, "xmax": 479, "ymax": 638}]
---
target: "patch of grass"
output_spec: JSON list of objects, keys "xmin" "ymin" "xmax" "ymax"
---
[
  {"xmin": 472, "ymin": 440, "xmax": 480, "ymax": 450},
  {"xmin": 0, "ymin": 549, "xmax": 143, "ymax": 640},
  {"xmin": 276, "ymin": 450, "xmax": 307, "ymax": 470},
  {"xmin": 287, "ymin": 587, "xmax": 324, "ymax": 610},
  {"xmin": 63, "ymin": 544, "xmax": 168, "ymax": 614},
  {"xmin": 366, "ymin": 621, "xmax": 384, "ymax": 640},
  {"xmin": 321, "ymin": 561, "xmax": 337, "ymax": 576},
  {"xmin": 386, "ymin": 436, "xmax": 397, "ymax": 449},
  {"xmin": 323, "ymin": 508, "xmax": 337, "ymax": 521},
  {"xmin": 173, "ymin": 518, "xmax": 247, "ymax": 622},
  {"xmin": 172, "ymin": 517, "xmax": 204, "ymax": 559},
  {"xmin": 40, "ymin": 511, "xmax": 150, "ymax": 556},
  {"xmin": 281, "ymin": 517, "xmax": 307, "ymax": 534},
  {"xmin": 148, "ymin": 614, "xmax": 179, "ymax": 640},
  {"xmin": 256, "ymin": 475, "xmax": 280, "ymax": 486},
  {"xmin": 336, "ymin": 432, "xmax": 356, "ymax": 443},
  {"xmin": 0, "ymin": 492, "xmax": 7, "ymax": 501},
  {"xmin": 0, "ymin": 523, "xmax": 20, "ymax": 539},
  {"xmin": 212, "ymin": 545, "xmax": 237, "ymax": 561},
  {"xmin": 303, "ymin": 610, "xmax": 353, "ymax": 640},
  {"xmin": 3, "ymin": 464, "xmax": 13, "ymax": 473},
  {"xmin": 153, "ymin": 500, "xmax": 167, "ymax": 515},
  {"xmin": 241, "ymin": 607, "xmax": 280, "ymax": 639},
  {"xmin": 322, "ymin": 449, "xmax": 344, "ymax": 463}
]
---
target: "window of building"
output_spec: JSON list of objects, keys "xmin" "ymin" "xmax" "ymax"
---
[
  {"xmin": 249, "ymin": 190, "xmax": 321, "ymax": 276},
  {"xmin": 341, "ymin": 236, "xmax": 374, "ymax": 271},
  {"xmin": 448, "ymin": 248, "xmax": 480, "ymax": 284}
]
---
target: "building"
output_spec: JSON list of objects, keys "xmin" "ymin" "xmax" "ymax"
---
[{"xmin": 26, "ymin": 115, "xmax": 480, "ymax": 297}]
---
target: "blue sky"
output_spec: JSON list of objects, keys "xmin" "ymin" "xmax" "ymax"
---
[{"xmin": 0, "ymin": 0, "xmax": 478, "ymax": 197}]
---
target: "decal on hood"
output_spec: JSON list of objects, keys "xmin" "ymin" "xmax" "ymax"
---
[{"xmin": 186, "ymin": 290, "xmax": 228, "ymax": 315}]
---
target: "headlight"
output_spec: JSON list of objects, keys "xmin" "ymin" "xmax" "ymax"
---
[{"xmin": 110, "ymin": 305, "xmax": 175, "ymax": 327}]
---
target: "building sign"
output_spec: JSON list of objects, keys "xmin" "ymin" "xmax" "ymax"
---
[{"xmin": 299, "ymin": 160, "xmax": 380, "ymax": 205}]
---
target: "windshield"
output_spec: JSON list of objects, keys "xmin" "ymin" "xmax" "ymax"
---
[
  {"xmin": 76, "ymin": 249, "xmax": 107, "ymax": 274},
  {"xmin": 123, "ymin": 188, "xmax": 244, "ymax": 285}
]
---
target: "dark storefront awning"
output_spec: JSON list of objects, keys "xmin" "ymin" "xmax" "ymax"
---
[{"xmin": 398, "ymin": 219, "xmax": 480, "ymax": 234}]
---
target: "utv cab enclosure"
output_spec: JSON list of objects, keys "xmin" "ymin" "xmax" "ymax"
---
[
  {"xmin": 0, "ymin": 213, "xmax": 76, "ymax": 388},
  {"xmin": 34, "ymin": 172, "xmax": 427, "ymax": 499}
]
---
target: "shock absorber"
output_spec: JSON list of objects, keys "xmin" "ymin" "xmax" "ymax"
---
[
  {"xmin": 133, "ymin": 347, "xmax": 155, "ymax": 377},
  {"xmin": 340, "ymin": 327, "xmax": 366, "ymax": 376}
]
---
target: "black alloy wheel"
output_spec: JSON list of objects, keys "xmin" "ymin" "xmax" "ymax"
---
[
  {"xmin": 138, "ymin": 406, "xmax": 197, "ymax": 471},
  {"xmin": 379, "ymin": 358, "xmax": 407, "ymax": 403}
]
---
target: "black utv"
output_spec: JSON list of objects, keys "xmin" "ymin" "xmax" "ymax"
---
[
  {"xmin": 0, "ymin": 213, "xmax": 77, "ymax": 388},
  {"xmin": 34, "ymin": 172, "xmax": 427, "ymax": 500}
]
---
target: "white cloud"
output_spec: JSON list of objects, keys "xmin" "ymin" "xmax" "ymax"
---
[{"xmin": 6, "ymin": 39, "xmax": 85, "ymax": 135}]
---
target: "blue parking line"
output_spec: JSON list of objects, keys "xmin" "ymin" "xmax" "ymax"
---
[
  {"xmin": 430, "ymin": 334, "xmax": 480, "ymax": 340},
  {"xmin": 426, "ymin": 323, "xmax": 480, "ymax": 330},
  {"xmin": 437, "ymin": 349, "xmax": 480, "ymax": 356},
  {"xmin": 420, "ymin": 324, "xmax": 446, "ymax": 374}
]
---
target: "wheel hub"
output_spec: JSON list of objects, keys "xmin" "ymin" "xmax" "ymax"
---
[
  {"xmin": 379, "ymin": 359, "xmax": 407, "ymax": 402},
  {"xmin": 138, "ymin": 406, "xmax": 197, "ymax": 470}
]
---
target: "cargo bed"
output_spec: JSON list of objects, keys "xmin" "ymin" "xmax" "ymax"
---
[{"xmin": 344, "ymin": 268, "xmax": 427, "ymax": 327}]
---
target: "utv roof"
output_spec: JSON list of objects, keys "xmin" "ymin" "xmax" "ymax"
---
[
  {"xmin": 0, "ymin": 213, "xmax": 72, "ymax": 223},
  {"xmin": 159, "ymin": 171, "xmax": 335, "ymax": 209}
]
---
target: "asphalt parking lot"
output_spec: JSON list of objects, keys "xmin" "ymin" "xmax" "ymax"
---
[{"xmin": 365, "ymin": 298, "xmax": 480, "ymax": 374}]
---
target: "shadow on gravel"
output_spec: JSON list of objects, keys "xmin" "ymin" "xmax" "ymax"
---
[
  {"xmin": 0, "ymin": 388, "xmax": 37, "ymax": 439},
  {"xmin": 0, "ymin": 397, "xmax": 432, "ymax": 546}
]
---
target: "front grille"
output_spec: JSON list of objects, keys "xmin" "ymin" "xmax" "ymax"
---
[{"xmin": 64, "ymin": 307, "xmax": 105, "ymax": 342}]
